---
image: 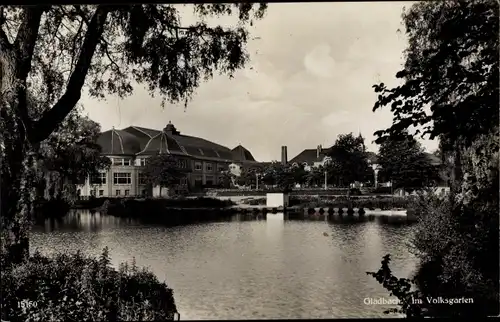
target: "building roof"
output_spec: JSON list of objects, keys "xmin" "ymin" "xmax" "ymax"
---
[
  {"xmin": 290, "ymin": 147, "xmax": 380, "ymax": 165},
  {"xmin": 289, "ymin": 148, "xmax": 331, "ymax": 164},
  {"xmin": 231, "ymin": 145, "xmax": 256, "ymax": 162},
  {"xmin": 99, "ymin": 122, "xmax": 259, "ymax": 163},
  {"xmin": 97, "ymin": 128, "xmax": 142, "ymax": 155}
]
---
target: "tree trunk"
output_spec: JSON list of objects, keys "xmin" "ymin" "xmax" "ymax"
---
[
  {"xmin": 450, "ymin": 141, "xmax": 463, "ymax": 195},
  {"xmin": 1, "ymin": 99, "xmax": 36, "ymax": 265},
  {"xmin": 0, "ymin": 53, "xmax": 37, "ymax": 265}
]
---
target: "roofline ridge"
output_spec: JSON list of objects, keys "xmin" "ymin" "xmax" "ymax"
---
[
  {"xmin": 131, "ymin": 126, "xmax": 153, "ymax": 139},
  {"xmin": 136, "ymin": 132, "xmax": 161, "ymax": 155},
  {"xmin": 180, "ymin": 133, "xmax": 231, "ymax": 151},
  {"xmin": 161, "ymin": 132, "xmax": 171, "ymax": 154},
  {"xmin": 168, "ymin": 134, "xmax": 190, "ymax": 156},
  {"xmin": 112, "ymin": 129, "xmax": 125, "ymax": 154}
]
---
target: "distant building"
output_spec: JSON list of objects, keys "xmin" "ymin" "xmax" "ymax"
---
[
  {"xmin": 289, "ymin": 144, "xmax": 444, "ymax": 188},
  {"xmin": 289, "ymin": 145, "xmax": 333, "ymax": 171},
  {"xmin": 77, "ymin": 122, "xmax": 260, "ymax": 197}
]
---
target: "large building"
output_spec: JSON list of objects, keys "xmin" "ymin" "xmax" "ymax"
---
[{"xmin": 77, "ymin": 122, "xmax": 259, "ymax": 197}]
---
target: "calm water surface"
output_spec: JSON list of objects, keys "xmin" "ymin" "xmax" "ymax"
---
[{"xmin": 31, "ymin": 210, "xmax": 417, "ymax": 320}]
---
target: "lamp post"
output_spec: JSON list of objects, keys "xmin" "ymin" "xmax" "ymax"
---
[{"xmin": 323, "ymin": 157, "xmax": 332, "ymax": 191}]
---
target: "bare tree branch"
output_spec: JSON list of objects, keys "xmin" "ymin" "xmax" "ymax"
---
[{"xmin": 31, "ymin": 5, "xmax": 111, "ymax": 143}]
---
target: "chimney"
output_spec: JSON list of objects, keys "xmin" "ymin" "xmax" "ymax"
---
[
  {"xmin": 317, "ymin": 145, "xmax": 322, "ymax": 158},
  {"xmin": 281, "ymin": 146, "xmax": 288, "ymax": 165}
]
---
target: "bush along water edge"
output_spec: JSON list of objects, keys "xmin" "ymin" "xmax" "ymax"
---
[{"xmin": 1, "ymin": 247, "xmax": 178, "ymax": 321}]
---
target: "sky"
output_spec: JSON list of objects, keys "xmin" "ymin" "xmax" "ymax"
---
[{"xmin": 80, "ymin": 2, "xmax": 439, "ymax": 162}]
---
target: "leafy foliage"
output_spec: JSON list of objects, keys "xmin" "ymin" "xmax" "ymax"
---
[
  {"xmin": 377, "ymin": 133, "xmax": 440, "ymax": 190},
  {"xmin": 372, "ymin": 0, "xmax": 498, "ymax": 148},
  {"xmin": 369, "ymin": 0, "xmax": 499, "ymax": 318},
  {"xmin": 327, "ymin": 133, "xmax": 371, "ymax": 186},
  {"xmin": 35, "ymin": 105, "xmax": 111, "ymax": 200},
  {"xmin": 367, "ymin": 255, "xmax": 423, "ymax": 317},
  {"xmin": 234, "ymin": 166, "xmax": 259, "ymax": 187},
  {"xmin": 305, "ymin": 166, "xmax": 325, "ymax": 187},
  {"xmin": 142, "ymin": 153, "xmax": 189, "ymax": 190},
  {"xmin": 1, "ymin": 4, "xmax": 267, "ymax": 142},
  {"xmin": 260, "ymin": 162, "xmax": 299, "ymax": 191},
  {"xmin": 1, "ymin": 247, "xmax": 178, "ymax": 321},
  {"xmin": 0, "ymin": 3, "xmax": 267, "ymax": 262}
]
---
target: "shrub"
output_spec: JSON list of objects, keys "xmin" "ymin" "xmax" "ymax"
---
[
  {"xmin": 369, "ymin": 151, "xmax": 499, "ymax": 318},
  {"xmin": 349, "ymin": 188, "xmax": 362, "ymax": 195},
  {"xmin": 289, "ymin": 195, "xmax": 410, "ymax": 209},
  {"xmin": 372, "ymin": 186, "xmax": 392, "ymax": 194},
  {"xmin": 1, "ymin": 248, "xmax": 178, "ymax": 321}
]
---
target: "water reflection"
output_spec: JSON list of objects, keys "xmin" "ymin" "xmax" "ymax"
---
[{"xmin": 31, "ymin": 210, "xmax": 416, "ymax": 320}]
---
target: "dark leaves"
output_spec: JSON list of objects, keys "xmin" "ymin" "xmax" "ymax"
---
[
  {"xmin": 372, "ymin": 0, "xmax": 499, "ymax": 149},
  {"xmin": 142, "ymin": 153, "xmax": 189, "ymax": 188},
  {"xmin": 1, "ymin": 4, "xmax": 266, "ymax": 119}
]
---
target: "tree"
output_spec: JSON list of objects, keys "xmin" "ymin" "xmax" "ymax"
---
[
  {"xmin": 291, "ymin": 163, "xmax": 308, "ymax": 187},
  {"xmin": 235, "ymin": 166, "xmax": 258, "ymax": 187},
  {"xmin": 305, "ymin": 166, "xmax": 324, "ymax": 187},
  {"xmin": 328, "ymin": 133, "xmax": 370, "ymax": 186},
  {"xmin": 377, "ymin": 134, "xmax": 439, "ymax": 191},
  {"xmin": 142, "ymin": 153, "xmax": 189, "ymax": 196},
  {"xmin": 0, "ymin": 4, "xmax": 267, "ymax": 263},
  {"xmin": 259, "ymin": 162, "xmax": 296, "ymax": 191},
  {"xmin": 218, "ymin": 170, "xmax": 232, "ymax": 189},
  {"xmin": 371, "ymin": 0, "xmax": 498, "ymax": 192},
  {"xmin": 37, "ymin": 105, "xmax": 111, "ymax": 201},
  {"xmin": 368, "ymin": 0, "xmax": 499, "ymax": 317}
]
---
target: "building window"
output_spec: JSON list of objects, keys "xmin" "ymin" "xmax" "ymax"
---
[
  {"xmin": 138, "ymin": 172, "xmax": 147, "ymax": 185},
  {"xmin": 114, "ymin": 172, "xmax": 131, "ymax": 185},
  {"xmin": 139, "ymin": 158, "xmax": 146, "ymax": 166},
  {"xmin": 91, "ymin": 172, "xmax": 107, "ymax": 185},
  {"xmin": 218, "ymin": 165, "xmax": 225, "ymax": 172},
  {"xmin": 194, "ymin": 162, "xmax": 202, "ymax": 171},
  {"xmin": 205, "ymin": 163, "xmax": 213, "ymax": 172},
  {"xmin": 99, "ymin": 190, "xmax": 104, "ymax": 196},
  {"xmin": 141, "ymin": 189, "xmax": 146, "ymax": 196},
  {"xmin": 178, "ymin": 159, "xmax": 188, "ymax": 168},
  {"xmin": 194, "ymin": 176, "xmax": 203, "ymax": 187},
  {"xmin": 205, "ymin": 175, "xmax": 214, "ymax": 186},
  {"xmin": 113, "ymin": 158, "xmax": 131, "ymax": 166},
  {"xmin": 115, "ymin": 190, "xmax": 121, "ymax": 196},
  {"xmin": 124, "ymin": 190, "xmax": 130, "ymax": 196}
]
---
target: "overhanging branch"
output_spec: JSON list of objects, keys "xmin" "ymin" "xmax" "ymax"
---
[
  {"xmin": 13, "ymin": 6, "xmax": 46, "ymax": 81},
  {"xmin": 30, "ymin": 5, "xmax": 111, "ymax": 144}
]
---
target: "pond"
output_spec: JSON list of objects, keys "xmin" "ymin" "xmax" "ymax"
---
[{"xmin": 31, "ymin": 210, "xmax": 417, "ymax": 319}]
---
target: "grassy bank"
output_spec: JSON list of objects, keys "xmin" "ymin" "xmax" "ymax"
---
[
  {"xmin": 74, "ymin": 196, "xmax": 235, "ymax": 210},
  {"xmin": 97, "ymin": 197, "xmax": 237, "ymax": 225},
  {"xmin": 290, "ymin": 196, "xmax": 410, "ymax": 210},
  {"xmin": 237, "ymin": 195, "xmax": 410, "ymax": 210},
  {"xmin": 1, "ymin": 248, "xmax": 177, "ymax": 321},
  {"xmin": 208, "ymin": 188, "xmax": 366, "ymax": 196}
]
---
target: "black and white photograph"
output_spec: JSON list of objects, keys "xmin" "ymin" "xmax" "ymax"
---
[{"xmin": 0, "ymin": 1, "xmax": 498, "ymax": 320}]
